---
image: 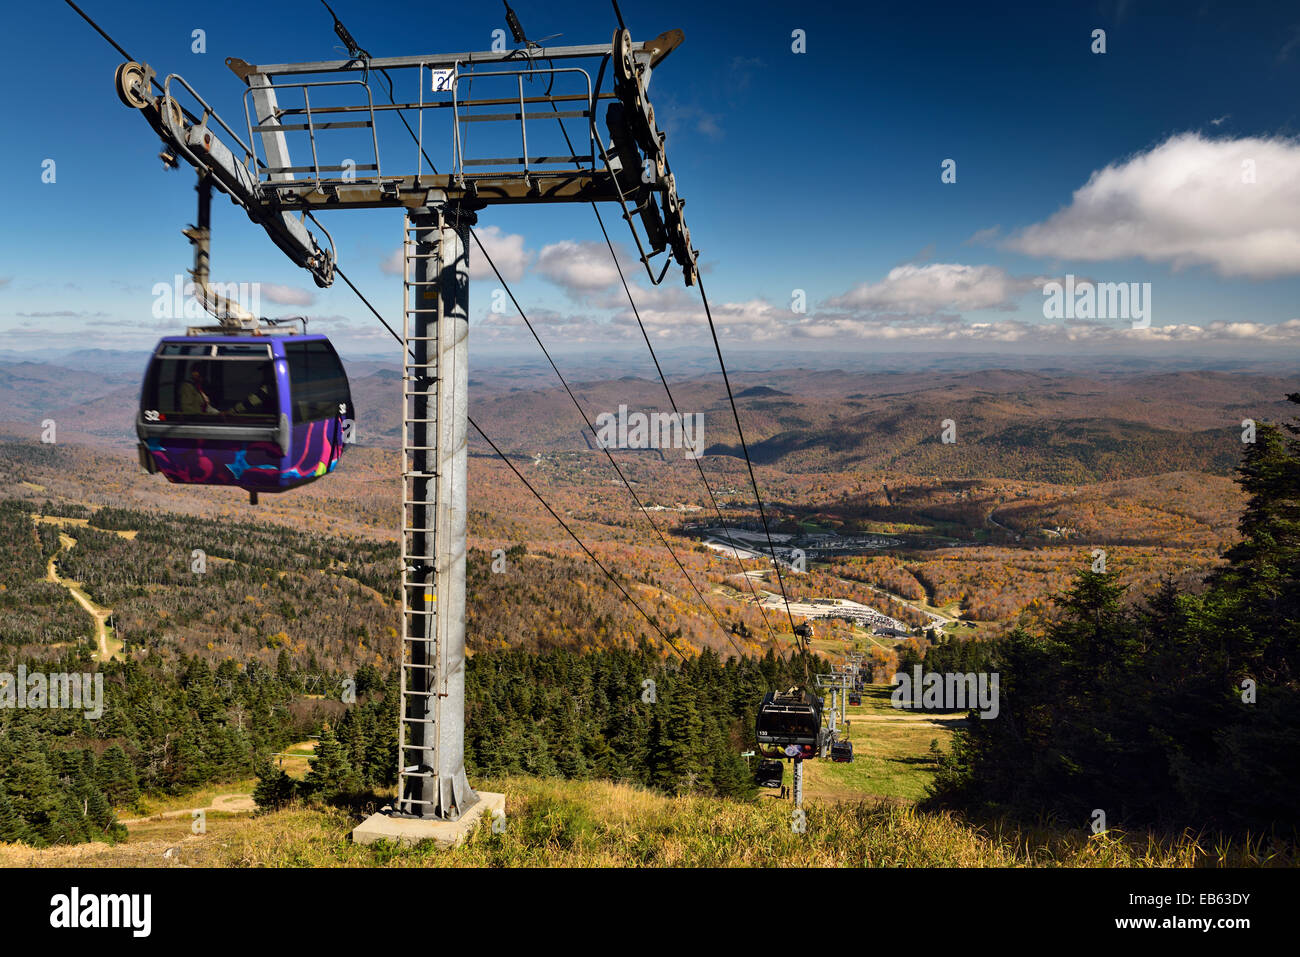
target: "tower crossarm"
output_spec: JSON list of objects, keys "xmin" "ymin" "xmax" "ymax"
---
[{"xmin": 113, "ymin": 61, "xmax": 337, "ymax": 288}]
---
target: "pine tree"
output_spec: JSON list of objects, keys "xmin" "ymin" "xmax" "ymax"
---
[
  {"xmin": 303, "ymin": 726, "xmax": 358, "ymax": 803},
  {"xmin": 96, "ymin": 746, "xmax": 141, "ymax": 809},
  {"xmin": 647, "ymin": 685, "xmax": 705, "ymax": 795},
  {"xmin": 0, "ymin": 790, "xmax": 33, "ymax": 845},
  {"xmin": 253, "ymin": 763, "xmax": 298, "ymax": 810}
]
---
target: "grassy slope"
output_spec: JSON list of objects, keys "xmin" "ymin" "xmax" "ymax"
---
[
  {"xmin": 803, "ymin": 685, "xmax": 964, "ymax": 802},
  {"xmin": 2, "ymin": 689, "xmax": 1289, "ymax": 868},
  {"xmin": 1, "ymin": 776, "xmax": 1286, "ymax": 868}
]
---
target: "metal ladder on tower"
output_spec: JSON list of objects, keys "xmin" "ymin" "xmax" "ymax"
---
[{"xmin": 396, "ymin": 212, "xmax": 443, "ymax": 815}]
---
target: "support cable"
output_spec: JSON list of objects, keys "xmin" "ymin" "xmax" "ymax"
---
[
  {"xmin": 333, "ymin": 263, "xmax": 688, "ymax": 662},
  {"xmin": 546, "ymin": 102, "xmax": 779, "ymax": 647},
  {"xmin": 696, "ymin": 273, "xmax": 811, "ymax": 677},
  {"xmin": 471, "ymin": 232, "xmax": 744, "ymax": 657},
  {"xmin": 467, "ymin": 418, "xmax": 688, "ymax": 662}
]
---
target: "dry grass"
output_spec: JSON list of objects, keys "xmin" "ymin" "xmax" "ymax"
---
[{"xmin": 4, "ymin": 777, "xmax": 1290, "ymax": 868}]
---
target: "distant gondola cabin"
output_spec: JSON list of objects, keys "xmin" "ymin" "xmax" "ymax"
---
[
  {"xmin": 755, "ymin": 688, "xmax": 824, "ymax": 760},
  {"xmin": 754, "ymin": 759, "xmax": 784, "ymax": 788}
]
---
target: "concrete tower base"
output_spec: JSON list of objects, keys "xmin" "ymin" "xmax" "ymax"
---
[{"xmin": 351, "ymin": 792, "xmax": 505, "ymax": 849}]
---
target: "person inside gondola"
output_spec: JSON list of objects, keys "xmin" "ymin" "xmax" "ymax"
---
[
  {"xmin": 179, "ymin": 366, "xmax": 214, "ymax": 415},
  {"xmin": 229, "ymin": 366, "xmax": 274, "ymax": 417}
]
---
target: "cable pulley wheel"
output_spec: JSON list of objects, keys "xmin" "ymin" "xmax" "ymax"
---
[
  {"xmin": 674, "ymin": 222, "xmax": 692, "ymax": 264},
  {"xmin": 613, "ymin": 29, "xmax": 661, "ymax": 156},
  {"xmin": 114, "ymin": 61, "xmax": 150, "ymax": 109},
  {"xmin": 159, "ymin": 95, "xmax": 184, "ymax": 132},
  {"xmin": 613, "ymin": 28, "xmax": 637, "ymax": 88},
  {"xmin": 629, "ymin": 93, "xmax": 660, "ymax": 157},
  {"xmin": 661, "ymin": 172, "xmax": 679, "ymax": 212},
  {"xmin": 650, "ymin": 149, "xmax": 667, "ymax": 184}
]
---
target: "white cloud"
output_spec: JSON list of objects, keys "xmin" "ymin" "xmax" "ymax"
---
[
  {"xmin": 380, "ymin": 226, "xmax": 532, "ymax": 282},
  {"xmin": 473, "ymin": 304, "xmax": 1300, "ymax": 348},
  {"xmin": 826, "ymin": 263, "xmax": 1040, "ymax": 314},
  {"xmin": 1005, "ymin": 133, "xmax": 1300, "ymax": 278},
  {"xmin": 260, "ymin": 283, "xmax": 316, "ymax": 306},
  {"xmin": 965, "ymin": 226, "xmax": 1001, "ymax": 245},
  {"xmin": 470, "ymin": 225, "xmax": 531, "ymax": 282},
  {"xmin": 656, "ymin": 97, "xmax": 724, "ymax": 142},
  {"xmin": 537, "ymin": 240, "xmax": 638, "ymax": 296}
]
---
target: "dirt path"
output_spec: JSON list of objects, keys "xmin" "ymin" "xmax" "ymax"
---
[
  {"xmin": 35, "ymin": 514, "xmax": 137, "ymax": 541},
  {"xmin": 44, "ymin": 530, "xmax": 122, "ymax": 662},
  {"xmin": 118, "ymin": 793, "xmax": 255, "ymax": 826}
]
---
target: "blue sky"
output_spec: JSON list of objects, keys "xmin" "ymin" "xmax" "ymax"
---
[{"xmin": 2, "ymin": 0, "xmax": 1299, "ymax": 361}]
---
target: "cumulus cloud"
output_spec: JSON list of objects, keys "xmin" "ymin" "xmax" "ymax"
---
[
  {"xmin": 476, "ymin": 304, "xmax": 610, "ymax": 341},
  {"xmin": 470, "ymin": 225, "xmax": 531, "ymax": 282},
  {"xmin": 655, "ymin": 97, "xmax": 724, "ymax": 141},
  {"xmin": 826, "ymin": 263, "xmax": 1042, "ymax": 315},
  {"xmin": 473, "ymin": 294, "xmax": 1300, "ymax": 347},
  {"xmin": 1004, "ymin": 132, "xmax": 1300, "ymax": 278},
  {"xmin": 381, "ymin": 225, "xmax": 532, "ymax": 282},
  {"xmin": 578, "ymin": 275, "xmax": 1300, "ymax": 347},
  {"xmin": 536, "ymin": 240, "xmax": 633, "ymax": 296},
  {"xmin": 260, "ymin": 283, "xmax": 316, "ymax": 306}
]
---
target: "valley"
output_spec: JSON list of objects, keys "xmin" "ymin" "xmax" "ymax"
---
[{"xmin": 0, "ymin": 350, "xmax": 1290, "ymax": 863}]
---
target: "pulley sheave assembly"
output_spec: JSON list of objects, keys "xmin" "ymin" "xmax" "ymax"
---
[{"xmin": 603, "ymin": 28, "xmax": 697, "ymax": 286}]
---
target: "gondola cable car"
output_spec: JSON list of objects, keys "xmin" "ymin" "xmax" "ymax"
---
[
  {"xmin": 136, "ymin": 178, "xmax": 353, "ymax": 505},
  {"xmin": 755, "ymin": 686, "xmax": 824, "ymax": 761},
  {"xmin": 754, "ymin": 613, "xmax": 824, "ymax": 759},
  {"xmin": 754, "ymin": 759, "xmax": 784, "ymax": 789},
  {"xmin": 137, "ymin": 324, "xmax": 353, "ymax": 504}
]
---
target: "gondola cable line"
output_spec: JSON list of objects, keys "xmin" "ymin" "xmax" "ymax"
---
[
  {"xmin": 471, "ymin": 233, "xmax": 745, "ymax": 659},
  {"xmin": 521, "ymin": 5, "xmax": 825, "ymax": 778},
  {"xmin": 540, "ymin": 96, "xmax": 781, "ymax": 649},
  {"xmin": 694, "ymin": 271, "xmax": 829, "ymax": 774},
  {"xmin": 468, "ymin": 416, "xmax": 690, "ymax": 664},
  {"xmin": 696, "ymin": 272, "xmax": 812, "ymax": 681}
]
